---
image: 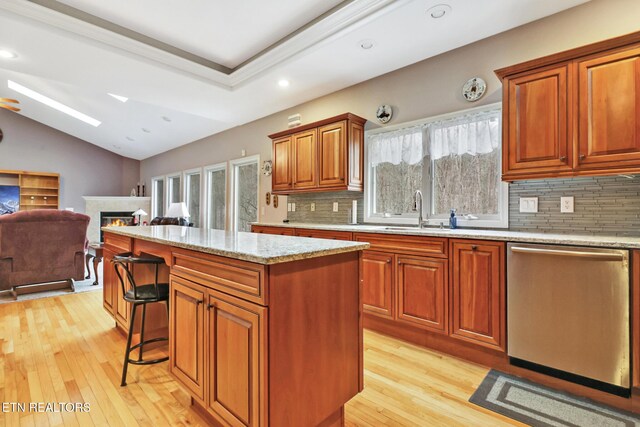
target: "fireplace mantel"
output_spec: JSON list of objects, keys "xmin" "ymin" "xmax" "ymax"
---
[{"xmin": 84, "ymin": 196, "xmax": 150, "ymax": 242}]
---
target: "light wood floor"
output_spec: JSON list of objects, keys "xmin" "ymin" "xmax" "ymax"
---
[{"xmin": 0, "ymin": 291, "xmax": 522, "ymax": 426}]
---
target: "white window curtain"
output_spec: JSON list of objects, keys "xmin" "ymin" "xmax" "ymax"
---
[
  {"xmin": 367, "ymin": 126, "xmax": 424, "ymax": 167},
  {"xmin": 427, "ymin": 111, "xmax": 500, "ymax": 160}
]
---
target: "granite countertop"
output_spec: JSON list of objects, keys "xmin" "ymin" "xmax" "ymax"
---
[
  {"xmin": 253, "ymin": 222, "xmax": 640, "ymax": 249},
  {"xmin": 102, "ymin": 225, "xmax": 369, "ymax": 265}
]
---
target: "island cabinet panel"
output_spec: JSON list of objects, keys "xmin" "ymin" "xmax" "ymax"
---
[
  {"xmin": 102, "ymin": 248, "xmax": 117, "ymax": 317},
  {"xmin": 450, "ymin": 240, "xmax": 505, "ymax": 351},
  {"xmin": 206, "ymin": 291, "xmax": 266, "ymax": 427},
  {"xmin": 318, "ymin": 120, "xmax": 347, "ymax": 188},
  {"xmin": 577, "ymin": 47, "xmax": 640, "ymax": 169},
  {"xmin": 169, "ymin": 276, "xmax": 206, "ymax": 401},
  {"xmin": 360, "ymin": 250, "xmax": 394, "ymax": 319},
  {"xmin": 292, "ymin": 129, "xmax": 318, "ymax": 189},
  {"xmin": 396, "ymin": 255, "xmax": 448, "ymax": 334},
  {"xmin": 504, "ymin": 64, "xmax": 572, "ymax": 177},
  {"xmin": 271, "ymin": 136, "xmax": 291, "ymax": 192}
]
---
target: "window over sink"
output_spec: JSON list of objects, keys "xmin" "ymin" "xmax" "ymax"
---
[{"xmin": 364, "ymin": 103, "xmax": 508, "ymax": 228}]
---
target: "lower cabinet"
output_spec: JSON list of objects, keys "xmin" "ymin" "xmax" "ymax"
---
[
  {"xmin": 169, "ymin": 275, "xmax": 266, "ymax": 427},
  {"xmin": 360, "ymin": 250, "xmax": 394, "ymax": 319},
  {"xmin": 103, "ymin": 248, "xmax": 117, "ymax": 316},
  {"xmin": 450, "ymin": 240, "xmax": 505, "ymax": 351},
  {"xmin": 396, "ymin": 255, "xmax": 448, "ymax": 334}
]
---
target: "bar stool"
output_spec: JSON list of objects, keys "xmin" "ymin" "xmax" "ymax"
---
[{"xmin": 112, "ymin": 252, "xmax": 170, "ymax": 386}]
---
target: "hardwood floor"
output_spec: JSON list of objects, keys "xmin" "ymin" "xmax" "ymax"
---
[{"xmin": 0, "ymin": 291, "xmax": 522, "ymax": 426}]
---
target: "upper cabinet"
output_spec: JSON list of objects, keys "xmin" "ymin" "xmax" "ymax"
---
[
  {"xmin": 268, "ymin": 113, "xmax": 366, "ymax": 194},
  {"xmin": 496, "ymin": 32, "xmax": 640, "ymax": 181}
]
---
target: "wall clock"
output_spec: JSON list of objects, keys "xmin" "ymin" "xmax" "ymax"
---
[
  {"xmin": 462, "ymin": 77, "xmax": 487, "ymax": 102},
  {"xmin": 376, "ymin": 105, "xmax": 393, "ymax": 124},
  {"xmin": 262, "ymin": 160, "xmax": 273, "ymax": 176}
]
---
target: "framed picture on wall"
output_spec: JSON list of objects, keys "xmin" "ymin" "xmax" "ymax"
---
[{"xmin": 0, "ymin": 185, "xmax": 19, "ymax": 215}]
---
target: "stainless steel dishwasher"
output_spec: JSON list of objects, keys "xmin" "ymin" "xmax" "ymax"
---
[{"xmin": 507, "ymin": 242, "xmax": 630, "ymax": 395}]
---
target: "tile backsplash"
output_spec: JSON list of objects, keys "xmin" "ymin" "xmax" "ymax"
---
[{"xmin": 285, "ymin": 175, "xmax": 640, "ymax": 236}]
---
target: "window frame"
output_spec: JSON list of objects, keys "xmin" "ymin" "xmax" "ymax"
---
[
  {"xmin": 229, "ymin": 155, "xmax": 260, "ymax": 232},
  {"xmin": 166, "ymin": 171, "xmax": 182, "ymax": 211},
  {"xmin": 183, "ymin": 167, "xmax": 203, "ymax": 227},
  {"xmin": 364, "ymin": 102, "xmax": 508, "ymax": 228},
  {"xmin": 203, "ymin": 162, "xmax": 227, "ymax": 230},
  {"xmin": 151, "ymin": 175, "xmax": 165, "ymax": 218}
]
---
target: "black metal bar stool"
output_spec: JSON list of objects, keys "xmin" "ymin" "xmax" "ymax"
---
[{"xmin": 112, "ymin": 252, "xmax": 170, "ymax": 386}]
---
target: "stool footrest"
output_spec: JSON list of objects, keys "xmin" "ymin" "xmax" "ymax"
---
[
  {"xmin": 129, "ymin": 336, "xmax": 168, "ymax": 352},
  {"xmin": 127, "ymin": 355, "xmax": 169, "ymax": 366}
]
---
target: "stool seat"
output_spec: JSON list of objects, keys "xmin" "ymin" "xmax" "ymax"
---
[
  {"xmin": 112, "ymin": 252, "xmax": 170, "ymax": 386},
  {"xmin": 124, "ymin": 283, "xmax": 169, "ymax": 303}
]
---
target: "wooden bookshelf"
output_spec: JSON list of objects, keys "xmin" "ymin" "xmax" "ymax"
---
[{"xmin": 0, "ymin": 170, "xmax": 60, "ymax": 211}]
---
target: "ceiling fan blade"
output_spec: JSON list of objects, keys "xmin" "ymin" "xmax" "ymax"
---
[
  {"xmin": 0, "ymin": 98, "xmax": 19, "ymax": 104},
  {"xmin": 0, "ymin": 104, "xmax": 21, "ymax": 112}
]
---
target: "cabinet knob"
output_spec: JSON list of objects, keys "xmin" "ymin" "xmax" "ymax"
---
[
  {"xmin": 387, "ymin": 259, "xmax": 391, "ymax": 263},
  {"xmin": 195, "ymin": 299, "xmax": 203, "ymax": 306},
  {"xmin": 559, "ymin": 156, "xmax": 567, "ymax": 161},
  {"xmin": 579, "ymin": 154, "xmax": 586, "ymax": 160},
  {"xmin": 471, "ymin": 245, "xmax": 478, "ymax": 251},
  {"xmin": 207, "ymin": 303, "xmax": 215, "ymax": 310},
  {"xmin": 397, "ymin": 261, "xmax": 402, "ymax": 265}
]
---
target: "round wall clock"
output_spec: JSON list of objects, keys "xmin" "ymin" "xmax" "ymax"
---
[
  {"xmin": 462, "ymin": 77, "xmax": 487, "ymax": 102},
  {"xmin": 376, "ymin": 105, "xmax": 393, "ymax": 124},
  {"xmin": 262, "ymin": 160, "xmax": 273, "ymax": 176}
]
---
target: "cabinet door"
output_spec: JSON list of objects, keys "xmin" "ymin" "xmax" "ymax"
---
[
  {"xmin": 505, "ymin": 65, "xmax": 572, "ymax": 176},
  {"xmin": 361, "ymin": 251, "xmax": 394, "ymax": 319},
  {"xmin": 103, "ymin": 249, "xmax": 116, "ymax": 317},
  {"xmin": 169, "ymin": 276, "xmax": 206, "ymax": 401},
  {"xmin": 396, "ymin": 255, "xmax": 448, "ymax": 334},
  {"xmin": 577, "ymin": 47, "xmax": 640, "ymax": 169},
  {"xmin": 207, "ymin": 291, "xmax": 265, "ymax": 427},
  {"xmin": 348, "ymin": 120, "xmax": 364, "ymax": 190},
  {"xmin": 114, "ymin": 267, "xmax": 131, "ymax": 328},
  {"xmin": 318, "ymin": 120, "xmax": 347, "ymax": 188},
  {"xmin": 272, "ymin": 136, "xmax": 291, "ymax": 192},
  {"xmin": 450, "ymin": 241, "xmax": 505, "ymax": 350},
  {"xmin": 292, "ymin": 129, "xmax": 318, "ymax": 189}
]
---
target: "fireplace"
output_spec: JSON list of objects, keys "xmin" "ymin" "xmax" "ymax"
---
[{"xmin": 100, "ymin": 211, "xmax": 134, "ymax": 242}]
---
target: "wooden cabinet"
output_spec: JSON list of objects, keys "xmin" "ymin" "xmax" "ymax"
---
[
  {"xmin": 0, "ymin": 169, "xmax": 59, "ymax": 211},
  {"xmin": 577, "ymin": 46, "xmax": 640, "ymax": 169},
  {"xmin": 504, "ymin": 65, "xmax": 572, "ymax": 177},
  {"xmin": 103, "ymin": 248, "xmax": 117, "ymax": 316},
  {"xmin": 271, "ymin": 136, "xmax": 291, "ymax": 192},
  {"xmin": 396, "ymin": 255, "xmax": 448, "ymax": 334},
  {"xmin": 206, "ymin": 290, "xmax": 265, "ymax": 427},
  {"xmin": 360, "ymin": 250, "xmax": 394, "ymax": 319},
  {"xmin": 449, "ymin": 240, "xmax": 505, "ymax": 351},
  {"xmin": 251, "ymin": 225, "xmax": 295, "ymax": 236},
  {"xmin": 496, "ymin": 33, "xmax": 640, "ymax": 180},
  {"xmin": 292, "ymin": 129, "xmax": 317, "ymax": 189},
  {"xmin": 169, "ymin": 276, "xmax": 206, "ymax": 400},
  {"xmin": 294, "ymin": 228, "xmax": 353, "ymax": 240},
  {"xmin": 268, "ymin": 113, "xmax": 366, "ymax": 194}
]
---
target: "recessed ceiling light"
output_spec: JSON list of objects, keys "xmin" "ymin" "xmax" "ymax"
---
[
  {"xmin": 162, "ymin": 116, "xmax": 171, "ymax": 122},
  {"xmin": 0, "ymin": 50, "xmax": 17, "ymax": 59},
  {"xmin": 142, "ymin": 128, "xmax": 150, "ymax": 133},
  {"xmin": 427, "ymin": 4, "xmax": 451, "ymax": 19},
  {"xmin": 126, "ymin": 136, "xmax": 135, "ymax": 141},
  {"xmin": 108, "ymin": 93, "xmax": 128, "ymax": 103},
  {"xmin": 359, "ymin": 39, "xmax": 375, "ymax": 50},
  {"xmin": 8, "ymin": 80, "xmax": 101, "ymax": 127},
  {"xmin": 278, "ymin": 79, "xmax": 290, "ymax": 88}
]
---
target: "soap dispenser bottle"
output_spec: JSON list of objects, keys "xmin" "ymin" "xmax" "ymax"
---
[{"xmin": 449, "ymin": 209, "xmax": 457, "ymax": 229}]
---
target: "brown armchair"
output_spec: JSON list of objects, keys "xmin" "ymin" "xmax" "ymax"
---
[{"xmin": 0, "ymin": 210, "xmax": 89, "ymax": 298}]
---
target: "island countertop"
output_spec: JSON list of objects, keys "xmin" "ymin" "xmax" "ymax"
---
[{"xmin": 102, "ymin": 225, "xmax": 369, "ymax": 264}]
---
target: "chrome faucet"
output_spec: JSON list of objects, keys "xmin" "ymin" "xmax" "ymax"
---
[{"xmin": 414, "ymin": 190, "xmax": 425, "ymax": 229}]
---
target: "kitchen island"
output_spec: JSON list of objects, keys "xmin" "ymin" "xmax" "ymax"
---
[{"xmin": 102, "ymin": 225, "xmax": 369, "ymax": 427}]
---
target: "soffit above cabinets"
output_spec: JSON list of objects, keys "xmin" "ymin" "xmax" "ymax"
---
[{"xmin": 0, "ymin": 0, "xmax": 589, "ymax": 160}]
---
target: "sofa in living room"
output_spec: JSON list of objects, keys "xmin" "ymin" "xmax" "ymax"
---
[{"xmin": 0, "ymin": 209, "xmax": 89, "ymax": 299}]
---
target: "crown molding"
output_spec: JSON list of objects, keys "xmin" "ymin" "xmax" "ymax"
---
[{"xmin": 1, "ymin": 0, "xmax": 404, "ymax": 89}]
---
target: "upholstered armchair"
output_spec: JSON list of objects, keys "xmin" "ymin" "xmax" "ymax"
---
[{"xmin": 0, "ymin": 210, "xmax": 89, "ymax": 298}]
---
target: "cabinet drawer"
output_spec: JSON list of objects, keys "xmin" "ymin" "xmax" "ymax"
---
[
  {"xmin": 251, "ymin": 225, "xmax": 295, "ymax": 235},
  {"xmin": 354, "ymin": 233, "xmax": 447, "ymax": 258},
  {"xmin": 103, "ymin": 232, "xmax": 132, "ymax": 253},
  {"xmin": 171, "ymin": 248, "xmax": 267, "ymax": 305},
  {"xmin": 294, "ymin": 228, "xmax": 353, "ymax": 241}
]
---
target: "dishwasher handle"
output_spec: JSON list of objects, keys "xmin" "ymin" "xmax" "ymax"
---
[{"xmin": 510, "ymin": 246, "xmax": 625, "ymax": 262}]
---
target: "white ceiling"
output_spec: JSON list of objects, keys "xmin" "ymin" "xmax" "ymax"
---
[{"xmin": 0, "ymin": 0, "xmax": 588, "ymax": 160}]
